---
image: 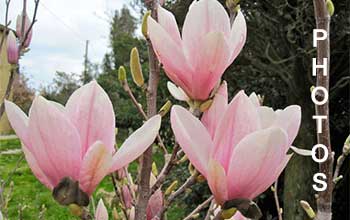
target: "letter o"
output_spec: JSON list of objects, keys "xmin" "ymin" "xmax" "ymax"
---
[
  {"xmin": 312, "ymin": 144, "xmax": 328, "ymax": 163},
  {"xmin": 311, "ymin": 86, "xmax": 328, "ymax": 105}
]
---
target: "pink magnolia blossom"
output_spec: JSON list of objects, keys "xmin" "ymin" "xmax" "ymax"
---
[
  {"xmin": 146, "ymin": 189, "xmax": 163, "ymax": 220},
  {"xmin": 95, "ymin": 199, "xmax": 108, "ymax": 220},
  {"xmin": 5, "ymin": 81, "xmax": 161, "ymax": 196},
  {"xmin": 16, "ymin": 12, "xmax": 33, "ymax": 48},
  {"xmin": 171, "ymin": 82, "xmax": 301, "ymax": 204},
  {"xmin": 148, "ymin": 0, "xmax": 246, "ymax": 101},
  {"xmin": 6, "ymin": 31, "xmax": 19, "ymax": 64}
]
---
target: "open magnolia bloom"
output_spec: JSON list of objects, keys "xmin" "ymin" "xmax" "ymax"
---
[
  {"xmin": 171, "ymin": 82, "xmax": 301, "ymax": 205},
  {"xmin": 5, "ymin": 81, "xmax": 161, "ymax": 205},
  {"xmin": 148, "ymin": 0, "xmax": 246, "ymax": 101}
]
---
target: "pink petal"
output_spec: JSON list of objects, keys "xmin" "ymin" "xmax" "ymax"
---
[
  {"xmin": 4, "ymin": 100, "xmax": 29, "ymax": 146},
  {"xmin": 167, "ymin": 81, "xmax": 189, "ymax": 101},
  {"xmin": 249, "ymin": 154, "xmax": 292, "ymax": 199},
  {"xmin": 66, "ymin": 81, "xmax": 116, "ymax": 155},
  {"xmin": 6, "ymin": 31, "xmax": 19, "ymax": 64},
  {"xmin": 148, "ymin": 16, "xmax": 192, "ymax": 96},
  {"xmin": 207, "ymin": 159, "xmax": 228, "ymax": 205},
  {"xmin": 182, "ymin": 0, "xmax": 230, "ymax": 62},
  {"xmin": 28, "ymin": 96, "xmax": 82, "ymax": 186},
  {"xmin": 248, "ymin": 92, "xmax": 260, "ymax": 107},
  {"xmin": 95, "ymin": 199, "xmax": 108, "ymax": 220},
  {"xmin": 257, "ymin": 106, "xmax": 276, "ymax": 129},
  {"xmin": 227, "ymin": 127, "xmax": 288, "ymax": 199},
  {"xmin": 201, "ymin": 81, "xmax": 228, "ymax": 139},
  {"xmin": 170, "ymin": 105, "xmax": 212, "ymax": 176},
  {"xmin": 79, "ymin": 141, "xmax": 112, "ymax": 195},
  {"xmin": 22, "ymin": 144, "xmax": 54, "ymax": 190},
  {"xmin": 228, "ymin": 10, "xmax": 247, "ymax": 63},
  {"xmin": 110, "ymin": 115, "xmax": 161, "ymax": 171},
  {"xmin": 212, "ymin": 91, "xmax": 260, "ymax": 171},
  {"xmin": 147, "ymin": 189, "xmax": 163, "ymax": 220},
  {"xmin": 274, "ymin": 105, "xmax": 301, "ymax": 148},
  {"xmin": 190, "ymin": 32, "xmax": 231, "ymax": 100},
  {"xmin": 157, "ymin": 6, "xmax": 181, "ymax": 46}
]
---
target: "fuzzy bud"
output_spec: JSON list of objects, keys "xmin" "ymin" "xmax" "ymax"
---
[
  {"xmin": 159, "ymin": 100, "xmax": 172, "ymax": 116},
  {"xmin": 165, "ymin": 180, "xmax": 178, "ymax": 196},
  {"xmin": 118, "ymin": 66, "xmax": 127, "ymax": 83},
  {"xmin": 142, "ymin": 11, "xmax": 151, "ymax": 38},
  {"xmin": 326, "ymin": 0, "xmax": 335, "ymax": 16},
  {"xmin": 130, "ymin": 47, "xmax": 144, "ymax": 87},
  {"xmin": 300, "ymin": 200, "xmax": 316, "ymax": 219},
  {"xmin": 152, "ymin": 162, "xmax": 159, "ymax": 177}
]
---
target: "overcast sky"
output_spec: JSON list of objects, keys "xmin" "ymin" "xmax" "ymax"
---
[{"xmin": 1, "ymin": 0, "xmax": 134, "ymax": 89}]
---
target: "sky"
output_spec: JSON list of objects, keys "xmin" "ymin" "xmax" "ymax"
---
[{"xmin": 1, "ymin": 0, "xmax": 134, "ymax": 89}]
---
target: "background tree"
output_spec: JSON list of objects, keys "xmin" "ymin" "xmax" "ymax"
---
[
  {"xmin": 41, "ymin": 71, "xmax": 80, "ymax": 104},
  {"xmin": 11, "ymin": 73, "xmax": 35, "ymax": 114}
]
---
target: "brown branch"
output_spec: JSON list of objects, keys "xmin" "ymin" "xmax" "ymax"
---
[
  {"xmin": 0, "ymin": 67, "xmax": 16, "ymax": 118},
  {"xmin": 312, "ymin": 0, "xmax": 332, "ymax": 219},
  {"xmin": 273, "ymin": 180, "xmax": 283, "ymax": 220},
  {"xmin": 156, "ymin": 171, "xmax": 198, "ymax": 218},
  {"xmin": 204, "ymin": 200, "xmax": 216, "ymax": 220},
  {"xmin": 150, "ymin": 143, "xmax": 180, "ymax": 194},
  {"xmin": 134, "ymin": 0, "xmax": 161, "ymax": 219},
  {"xmin": 20, "ymin": 0, "xmax": 40, "ymax": 50},
  {"xmin": 183, "ymin": 196, "xmax": 213, "ymax": 220},
  {"xmin": 332, "ymin": 136, "xmax": 350, "ymax": 184}
]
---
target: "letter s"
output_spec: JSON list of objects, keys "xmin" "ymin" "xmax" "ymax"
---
[{"xmin": 313, "ymin": 173, "xmax": 327, "ymax": 192}]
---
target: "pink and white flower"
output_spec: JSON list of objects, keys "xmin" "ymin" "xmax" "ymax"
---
[
  {"xmin": 148, "ymin": 0, "xmax": 246, "ymax": 101},
  {"xmin": 5, "ymin": 81, "xmax": 161, "ymax": 196},
  {"xmin": 171, "ymin": 82, "xmax": 301, "ymax": 204}
]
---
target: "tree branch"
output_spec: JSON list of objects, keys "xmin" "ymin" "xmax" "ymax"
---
[
  {"xmin": 183, "ymin": 196, "xmax": 213, "ymax": 220},
  {"xmin": 134, "ymin": 0, "xmax": 161, "ymax": 219},
  {"xmin": 312, "ymin": 0, "xmax": 332, "ymax": 219}
]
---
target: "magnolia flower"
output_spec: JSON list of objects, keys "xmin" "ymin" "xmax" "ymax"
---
[
  {"xmin": 171, "ymin": 82, "xmax": 301, "ymax": 204},
  {"xmin": 5, "ymin": 81, "xmax": 161, "ymax": 199},
  {"xmin": 148, "ymin": 0, "xmax": 246, "ymax": 101},
  {"xmin": 6, "ymin": 31, "xmax": 19, "ymax": 64},
  {"xmin": 95, "ymin": 199, "xmax": 108, "ymax": 220},
  {"xmin": 16, "ymin": 12, "xmax": 33, "ymax": 48},
  {"xmin": 146, "ymin": 189, "xmax": 163, "ymax": 220}
]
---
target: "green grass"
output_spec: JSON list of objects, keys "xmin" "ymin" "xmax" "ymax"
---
[{"xmin": 0, "ymin": 138, "xmax": 185, "ymax": 219}]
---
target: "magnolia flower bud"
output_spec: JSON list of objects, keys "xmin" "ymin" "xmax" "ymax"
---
[
  {"xmin": 142, "ymin": 11, "xmax": 151, "ymax": 38},
  {"xmin": 158, "ymin": 100, "xmax": 172, "ymax": 116},
  {"xmin": 152, "ymin": 162, "xmax": 159, "ymax": 176},
  {"xmin": 130, "ymin": 47, "xmax": 144, "ymax": 87},
  {"xmin": 122, "ymin": 185, "xmax": 133, "ymax": 209},
  {"xmin": 165, "ymin": 180, "xmax": 178, "ymax": 195},
  {"xmin": 16, "ymin": 12, "xmax": 33, "ymax": 48},
  {"xmin": 326, "ymin": 0, "xmax": 334, "ymax": 16},
  {"xmin": 118, "ymin": 66, "xmax": 127, "ymax": 83},
  {"xmin": 7, "ymin": 31, "xmax": 19, "ymax": 65},
  {"xmin": 300, "ymin": 200, "xmax": 316, "ymax": 219}
]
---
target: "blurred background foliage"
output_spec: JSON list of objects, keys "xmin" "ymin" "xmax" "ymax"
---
[{"xmin": 10, "ymin": 0, "xmax": 349, "ymax": 219}]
